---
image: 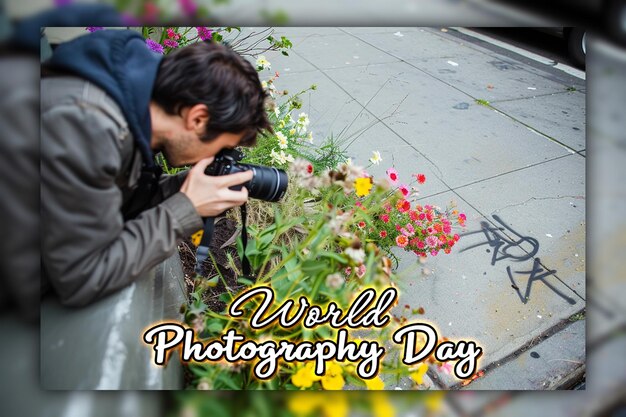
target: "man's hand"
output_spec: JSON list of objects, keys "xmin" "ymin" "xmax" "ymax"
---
[{"xmin": 180, "ymin": 157, "xmax": 253, "ymax": 218}]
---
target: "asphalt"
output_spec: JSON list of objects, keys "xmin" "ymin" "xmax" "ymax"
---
[{"xmin": 256, "ymin": 26, "xmax": 588, "ymax": 390}]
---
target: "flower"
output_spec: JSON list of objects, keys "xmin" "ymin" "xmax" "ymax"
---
[
  {"xmin": 345, "ymin": 247, "xmax": 366, "ymax": 264},
  {"xmin": 292, "ymin": 362, "xmax": 322, "ymax": 388},
  {"xmin": 297, "ymin": 112, "xmax": 310, "ymax": 129},
  {"xmin": 379, "ymin": 230, "xmax": 388, "ymax": 238},
  {"xmin": 386, "ymin": 168, "xmax": 399, "ymax": 185},
  {"xmin": 306, "ymin": 131, "xmax": 314, "ymax": 143},
  {"xmin": 396, "ymin": 199, "xmax": 411, "ymax": 213},
  {"xmin": 410, "ymin": 363, "xmax": 429, "ymax": 385},
  {"xmin": 357, "ymin": 221, "xmax": 366, "ymax": 229},
  {"xmin": 197, "ymin": 380, "xmax": 211, "ymax": 390},
  {"xmin": 289, "ymin": 158, "xmax": 314, "ymax": 178},
  {"xmin": 287, "ymin": 392, "xmax": 323, "ymax": 415},
  {"xmin": 270, "ymin": 149, "xmax": 293, "ymax": 165},
  {"xmin": 86, "ymin": 27, "xmax": 104, "ymax": 32},
  {"xmin": 326, "ymin": 273, "xmax": 344, "ymax": 290},
  {"xmin": 276, "ymin": 131, "xmax": 288, "ymax": 149},
  {"xmin": 196, "ymin": 27, "xmax": 212, "ymax": 41},
  {"xmin": 163, "ymin": 39, "xmax": 179, "ymax": 48},
  {"xmin": 380, "ymin": 214, "xmax": 390, "ymax": 223},
  {"xmin": 166, "ymin": 28, "xmax": 180, "ymax": 39},
  {"xmin": 369, "ymin": 151, "xmax": 383, "ymax": 165},
  {"xmin": 354, "ymin": 177, "xmax": 373, "ymax": 197},
  {"xmin": 321, "ymin": 362, "xmax": 345, "ymax": 390},
  {"xmin": 425, "ymin": 235, "xmax": 439, "ymax": 248},
  {"xmin": 256, "ymin": 55, "xmax": 271, "ymax": 71},
  {"xmin": 179, "ymin": 0, "xmax": 198, "ymax": 16},
  {"xmin": 396, "ymin": 235, "xmax": 409, "ymax": 248},
  {"xmin": 365, "ymin": 376, "xmax": 385, "ymax": 390},
  {"xmin": 398, "ymin": 184, "xmax": 410, "ymax": 197},
  {"xmin": 356, "ymin": 264, "xmax": 367, "ymax": 278},
  {"xmin": 414, "ymin": 173, "xmax": 426, "ymax": 184},
  {"xmin": 145, "ymin": 39, "xmax": 164, "ymax": 54}
]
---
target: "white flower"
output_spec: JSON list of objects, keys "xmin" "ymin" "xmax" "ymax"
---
[
  {"xmin": 256, "ymin": 55, "xmax": 271, "ymax": 71},
  {"xmin": 274, "ymin": 106, "xmax": 280, "ymax": 118},
  {"xmin": 297, "ymin": 112, "xmax": 310, "ymax": 128},
  {"xmin": 261, "ymin": 80, "xmax": 268, "ymax": 90},
  {"xmin": 276, "ymin": 132, "xmax": 288, "ymax": 149},
  {"xmin": 270, "ymin": 149, "xmax": 293, "ymax": 165},
  {"xmin": 270, "ymin": 149, "xmax": 286, "ymax": 165},
  {"xmin": 344, "ymin": 247, "xmax": 366, "ymax": 264},
  {"xmin": 369, "ymin": 151, "xmax": 382, "ymax": 165},
  {"xmin": 307, "ymin": 131, "xmax": 314, "ymax": 143},
  {"xmin": 326, "ymin": 273, "xmax": 344, "ymax": 290}
]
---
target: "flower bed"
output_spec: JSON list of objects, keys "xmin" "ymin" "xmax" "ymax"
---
[{"xmin": 133, "ymin": 27, "xmax": 467, "ymax": 390}]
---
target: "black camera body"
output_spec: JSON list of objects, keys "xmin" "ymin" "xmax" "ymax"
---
[{"xmin": 204, "ymin": 148, "xmax": 288, "ymax": 202}]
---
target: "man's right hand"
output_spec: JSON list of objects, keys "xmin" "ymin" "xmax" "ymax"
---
[{"xmin": 180, "ymin": 157, "xmax": 254, "ymax": 218}]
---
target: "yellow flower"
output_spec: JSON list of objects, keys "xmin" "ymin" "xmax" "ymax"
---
[
  {"xmin": 289, "ymin": 128, "xmax": 297, "ymax": 135},
  {"xmin": 424, "ymin": 391, "xmax": 445, "ymax": 413},
  {"xmin": 365, "ymin": 376, "xmax": 385, "ymax": 390},
  {"xmin": 292, "ymin": 362, "xmax": 322, "ymax": 389},
  {"xmin": 321, "ymin": 393, "xmax": 349, "ymax": 417},
  {"xmin": 410, "ymin": 362, "xmax": 429, "ymax": 385},
  {"xmin": 287, "ymin": 391, "xmax": 324, "ymax": 415},
  {"xmin": 321, "ymin": 362, "xmax": 345, "ymax": 390},
  {"xmin": 371, "ymin": 392, "xmax": 395, "ymax": 417},
  {"xmin": 354, "ymin": 177, "xmax": 373, "ymax": 197}
]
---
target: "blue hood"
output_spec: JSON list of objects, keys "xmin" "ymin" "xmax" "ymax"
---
[{"xmin": 46, "ymin": 29, "xmax": 163, "ymax": 167}]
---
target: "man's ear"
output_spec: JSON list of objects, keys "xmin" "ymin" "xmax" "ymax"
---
[{"xmin": 184, "ymin": 104, "xmax": 210, "ymax": 135}]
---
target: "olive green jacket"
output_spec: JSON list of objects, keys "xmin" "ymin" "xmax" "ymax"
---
[{"xmin": 41, "ymin": 76, "xmax": 203, "ymax": 307}]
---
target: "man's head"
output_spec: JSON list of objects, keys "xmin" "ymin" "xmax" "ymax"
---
[{"xmin": 150, "ymin": 41, "xmax": 271, "ymax": 167}]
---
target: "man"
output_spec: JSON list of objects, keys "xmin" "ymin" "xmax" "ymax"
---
[{"xmin": 41, "ymin": 29, "xmax": 270, "ymax": 307}]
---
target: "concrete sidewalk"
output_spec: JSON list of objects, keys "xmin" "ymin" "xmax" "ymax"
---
[{"xmin": 260, "ymin": 27, "xmax": 587, "ymax": 389}]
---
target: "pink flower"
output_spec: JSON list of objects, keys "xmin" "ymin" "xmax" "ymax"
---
[
  {"xmin": 396, "ymin": 235, "xmax": 409, "ymax": 248},
  {"xmin": 426, "ymin": 235, "xmax": 439, "ymax": 248},
  {"xmin": 163, "ymin": 39, "xmax": 179, "ymax": 48},
  {"xmin": 345, "ymin": 267, "xmax": 352, "ymax": 276},
  {"xmin": 383, "ymin": 203, "xmax": 392, "ymax": 213},
  {"xmin": 380, "ymin": 214, "xmax": 390, "ymax": 223},
  {"xmin": 453, "ymin": 234, "xmax": 460, "ymax": 241},
  {"xmin": 399, "ymin": 184, "xmax": 410, "ymax": 197},
  {"xmin": 379, "ymin": 230, "xmax": 387, "ymax": 238},
  {"xmin": 356, "ymin": 264, "xmax": 367, "ymax": 278},
  {"xmin": 386, "ymin": 168, "xmax": 399, "ymax": 185},
  {"xmin": 418, "ymin": 213, "xmax": 426, "ymax": 221},
  {"xmin": 196, "ymin": 27, "xmax": 213, "ymax": 41},
  {"xmin": 443, "ymin": 224, "xmax": 452, "ymax": 234},
  {"xmin": 406, "ymin": 223, "xmax": 415, "ymax": 234},
  {"xmin": 179, "ymin": 0, "xmax": 198, "ymax": 16},
  {"xmin": 409, "ymin": 210, "xmax": 419, "ymax": 222},
  {"xmin": 417, "ymin": 241, "xmax": 425, "ymax": 249},
  {"xmin": 166, "ymin": 28, "xmax": 180, "ymax": 40}
]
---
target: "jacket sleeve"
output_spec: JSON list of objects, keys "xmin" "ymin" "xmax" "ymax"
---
[{"xmin": 41, "ymin": 103, "xmax": 203, "ymax": 307}]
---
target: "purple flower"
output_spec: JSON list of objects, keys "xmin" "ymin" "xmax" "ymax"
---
[
  {"xmin": 196, "ymin": 27, "xmax": 212, "ymax": 41},
  {"xmin": 145, "ymin": 39, "xmax": 164, "ymax": 54},
  {"xmin": 179, "ymin": 0, "xmax": 198, "ymax": 16},
  {"xmin": 86, "ymin": 27, "xmax": 104, "ymax": 33},
  {"xmin": 163, "ymin": 39, "xmax": 179, "ymax": 49}
]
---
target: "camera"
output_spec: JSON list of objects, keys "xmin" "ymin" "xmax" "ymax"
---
[{"xmin": 205, "ymin": 148, "xmax": 288, "ymax": 202}]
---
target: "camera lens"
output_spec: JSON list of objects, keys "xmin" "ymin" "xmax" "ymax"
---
[{"xmin": 244, "ymin": 165, "xmax": 288, "ymax": 202}]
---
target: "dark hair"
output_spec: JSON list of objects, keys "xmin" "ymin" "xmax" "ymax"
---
[{"xmin": 152, "ymin": 41, "xmax": 271, "ymax": 146}]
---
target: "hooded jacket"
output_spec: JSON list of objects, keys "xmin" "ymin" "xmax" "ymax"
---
[{"xmin": 41, "ymin": 30, "xmax": 203, "ymax": 307}]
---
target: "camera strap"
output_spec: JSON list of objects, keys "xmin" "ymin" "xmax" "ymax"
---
[{"xmin": 194, "ymin": 205, "xmax": 252, "ymax": 278}]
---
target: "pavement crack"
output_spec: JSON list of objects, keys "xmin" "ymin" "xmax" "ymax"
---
[{"xmin": 492, "ymin": 195, "xmax": 585, "ymax": 213}]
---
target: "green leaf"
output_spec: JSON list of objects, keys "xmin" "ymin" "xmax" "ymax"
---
[
  {"xmin": 206, "ymin": 275, "xmax": 219, "ymax": 287},
  {"xmin": 319, "ymin": 251, "xmax": 348, "ymax": 264},
  {"xmin": 237, "ymin": 276, "xmax": 255, "ymax": 286}
]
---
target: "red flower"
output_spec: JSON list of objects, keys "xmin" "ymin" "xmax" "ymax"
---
[
  {"xmin": 307, "ymin": 164, "xmax": 314, "ymax": 174},
  {"xmin": 396, "ymin": 200, "xmax": 411, "ymax": 213},
  {"xmin": 453, "ymin": 234, "xmax": 460, "ymax": 241},
  {"xmin": 415, "ymin": 173, "xmax": 426, "ymax": 184},
  {"xmin": 444, "ymin": 248, "xmax": 451, "ymax": 254},
  {"xmin": 418, "ymin": 213, "xmax": 426, "ymax": 221},
  {"xmin": 409, "ymin": 210, "xmax": 419, "ymax": 222},
  {"xmin": 380, "ymin": 214, "xmax": 390, "ymax": 223},
  {"xmin": 358, "ymin": 221, "xmax": 366, "ymax": 229},
  {"xmin": 380, "ymin": 230, "xmax": 388, "ymax": 238},
  {"xmin": 399, "ymin": 184, "xmax": 410, "ymax": 197}
]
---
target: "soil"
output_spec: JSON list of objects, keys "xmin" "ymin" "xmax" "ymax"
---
[{"xmin": 178, "ymin": 217, "xmax": 245, "ymax": 312}]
